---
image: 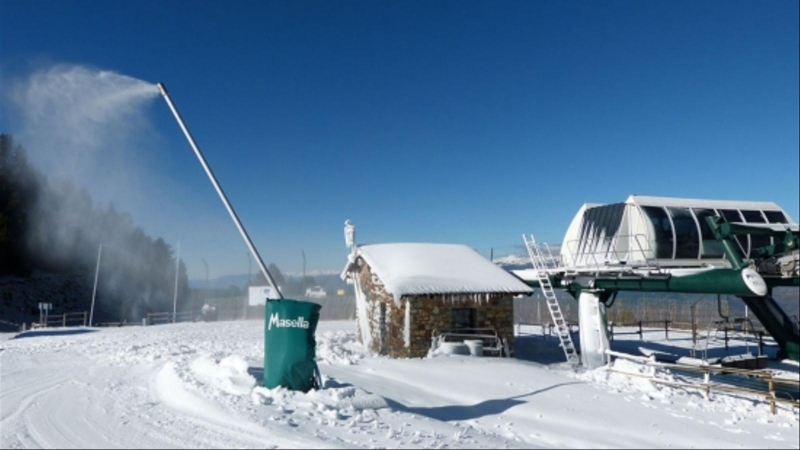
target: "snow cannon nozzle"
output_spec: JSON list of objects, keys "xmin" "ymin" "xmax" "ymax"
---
[{"xmin": 157, "ymin": 82, "xmax": 168, "ymax": 96}]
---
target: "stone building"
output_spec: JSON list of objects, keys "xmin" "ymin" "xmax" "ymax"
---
[{"xmin": 340, "ymin": 242, "xmax": 533, "ymax": 358}]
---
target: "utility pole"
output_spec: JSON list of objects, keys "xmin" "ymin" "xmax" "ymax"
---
[
  {"xmin": 173, "ymin": 241, "xmax": 181, "ymax": 324},
  {"xmin": 247, "ymin": 252, "xmax": 252, "ymax": 286},
  {"xmin": 244, "ymin": 252, "xmax": 252, "ymax": 320},
  {"xmin": 202, "ymin": 258, "xmax": 209, "ymax": 318},
  {"xmin": 90, "ymin": 243, "xmax": 103, "ymax": 327},
  {"xmin": 537, "ymin": 296, "xmax": 542, "ymax": 326}
]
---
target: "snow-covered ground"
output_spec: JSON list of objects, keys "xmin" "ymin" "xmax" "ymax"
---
[{"xmin": 1, "ymin": 320, "xmax": 797, "ymax": 449}]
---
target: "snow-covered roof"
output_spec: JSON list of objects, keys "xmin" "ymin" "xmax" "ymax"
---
[
  {"xmin": 626, "ymin": 195, "xmax": 785, "ymax": 213},
  {"xmin": 344, "ymin": 243, "xmax": 534, "ymax": 302}
]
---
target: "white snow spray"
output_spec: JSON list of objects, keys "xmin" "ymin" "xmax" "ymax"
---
[
  {"xmin": 3, "ymin": 65, "xmax": 174, "ymax": 321},
  {"xmin": 7, "ymin": 64, "xmax": 160, "ymax": 185}
]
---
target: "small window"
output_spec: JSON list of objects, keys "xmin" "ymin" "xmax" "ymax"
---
[
  {"xmin": 641, "ymin": 206, "xmax": 674, "ymax": 259},
  {"xmin": 740, "ymin": 210, "xmax": 771, "ymax": 254},
  {"xmin": 719, "ymin": 209, "xmax": 743, "ymax": 222},
  {"xmin": 450, "ymin": 308, "xmax": 476, "ymax": 330},
  {"xmin": 741, "ymin": 210, "xmax": 766, "ymax": 223},
  {"xmin": 764, "ymin": 211, "xmax": 788, "ymax": 224}
]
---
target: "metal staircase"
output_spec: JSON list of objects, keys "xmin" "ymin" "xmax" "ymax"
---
[{"xmin": 523, "ymin": 234, "xmax": 580, "ymax": 366}]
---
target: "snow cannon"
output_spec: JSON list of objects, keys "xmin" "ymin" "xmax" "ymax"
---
[
  {"xmin": 264, "ymin": 299, "xmax": 322, "ymax": 392},
  {"xmin": 157, "ymin": 82, "xmax": 323, "ymax": 390}
]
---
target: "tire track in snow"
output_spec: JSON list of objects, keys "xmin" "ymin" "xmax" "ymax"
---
[{"xmin": 0, "ymin": 379, "xmax": 64, "ymax": 429}]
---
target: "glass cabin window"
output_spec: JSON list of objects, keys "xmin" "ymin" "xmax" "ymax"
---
[
  {"xmin": 740, "ymin": 210, "xmax": 771, "ymax": 254},
  {"xmin": 741, "ymin": 210, "xmax": 766, "ymax": 223},
  {"xmin": 764, "ymin": 211, "xmax": 788, "ymax": 224},
  {"xmin": 668, "ymin": 208, "xmax": 701, "ymax": 259},
  {"xmin": 692, "ymin": 208, "xmax": 725, "ymax": 258},
  {"xmin": 719, "ymin": 209, "xmax": 749, "ymax": 256},
  {"xmin": 641, "ymin": 206, "xmax": 673, "ymax": 259}
]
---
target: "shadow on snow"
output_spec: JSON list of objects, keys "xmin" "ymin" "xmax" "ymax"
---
[
  {"xmin": 13, "ymin": 328, "xmax": 98, "ymax": 339},
  {"xmin": 383, "ymin": 382, "xmax": 582, "ymax": 421}
]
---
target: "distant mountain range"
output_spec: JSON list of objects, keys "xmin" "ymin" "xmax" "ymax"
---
[{"xmin": 492, "ymin": 253, "xmax": 532, "ymax": 270}]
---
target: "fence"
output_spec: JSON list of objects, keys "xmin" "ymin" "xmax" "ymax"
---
[
  {"xmin": 515, "ymin": 321, "xmax": 579, "ymax": 340},
  {"xmin": 516, "ymin": 292, "xmax": 799, "ymax": 335},
  {"xmin": 145, "ymin": 311, "xmax": 199, "ymax": 325},
  {"xmin": 521, "ymin": 318, "xmax": 769, "ymax": 357},
  {"xmin": 609, "ymin": 320, "xmax": 672, "ymax": 341},
  {"xmin": 29, "ymin": 312, "xmax": 88, "ymax": 329},
  {"xmin": 606, "ymin": 350, "xmax": 800, "ymax": 415}
]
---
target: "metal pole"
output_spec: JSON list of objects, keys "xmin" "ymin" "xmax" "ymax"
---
[
  {"xmin": 157, "ymin": 83, "xmax": 283, "ymax": 299},
  {"xmin": 247, "ymin": 253, "xmax": 252, "ymax": 286},
  {"xmin": 90, "ymin": 243, "xmax": 103, "ymax": 327},
  {"xmin": 202, "ymin": 258, "xmax": 209, "ymax": 315},
  {"xmin": 691, "ymin": 304, "xmax": 697, "ymax": 349},
  {"xmin": 537, "ymin": 297, "xmax": 541, "ymax": 326},
  {"xmin": 245, "ymin": 252, "xmax": 252, "ymax": 320},
  {"xmin": 173, "ymin": 241, "xmax": 181, "ymax": 323}
]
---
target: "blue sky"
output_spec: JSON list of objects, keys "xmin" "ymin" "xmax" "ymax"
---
[{"xmin": 1, "ymin": 1, "xmax": 798, "ymax": 280}]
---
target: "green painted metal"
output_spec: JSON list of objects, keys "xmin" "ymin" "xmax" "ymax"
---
[
  {"xmin": 555, "ymin": 269, "xmax": 755, "ymax": 296},
  {"xmin": 788, "ymin": 341, "xmax": 800, "ymax": 362},
  {"xmin": 705, "ymin": 215, "xmax": 800, "ymax": 260},
  {"xmin": 739, "ymin": 295, "xmax": 800, "ymax": 362},
  {"xmin": 703, "ymin": 215, "xmax": 799, "ymax": 360},
  {"xmin": 264, "ymin": 299, "xmax": 322, "ymax": 392},
  {"xmin": 705, "ymin": 216, "xmax": 747, "ymax": 270}
]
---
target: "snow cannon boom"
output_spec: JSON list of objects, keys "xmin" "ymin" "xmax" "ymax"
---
[
  {"xmin": 158, "ymin": 82, "xmax": 323, "ymax": 392},
  {"xmin": 156, "ymin": 82, "xmax": 282, "ymax": 299}
]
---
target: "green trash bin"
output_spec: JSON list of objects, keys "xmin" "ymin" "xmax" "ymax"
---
[{"xmin": 264, "ymin": 299, "xmax": 322, "ymax": 392}]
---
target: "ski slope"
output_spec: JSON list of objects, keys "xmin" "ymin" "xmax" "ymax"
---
[{"xmin": 1, "ymin": 321, "xmax": 797, "ymax": 449}]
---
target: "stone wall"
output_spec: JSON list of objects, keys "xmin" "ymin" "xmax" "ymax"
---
[
  {"xmin": 355, "ymin": 261, "xmax": 410, "ymax": 358},
  {"xmin": 353, "ymin": 258, "xmax": 516, "ymax": 358},
  {"xmin": 406, "ymin": 294, "xmax": 515, "ymax": 358}
]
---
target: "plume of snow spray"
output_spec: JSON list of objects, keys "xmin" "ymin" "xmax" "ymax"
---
[
  {"xmin": 7, "ymin": 64, "xmax": 159, "ymax": 183},
  {"xmin": 2, "ymin": 65, "xmax": 181, "ymax": 321}
]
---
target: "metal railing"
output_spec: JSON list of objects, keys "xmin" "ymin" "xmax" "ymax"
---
[
  {"xmin": 515, "ymin": 321, "xmax": 580, "ymax": 340},
  {"xmin": 606, "ymin": 350, "xmax": 800, "ymax": 415},
  {"xmin": 563, "ymin": 233, "xmax": 661, "ymax": 273}
]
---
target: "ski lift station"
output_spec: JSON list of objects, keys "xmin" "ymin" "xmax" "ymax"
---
[
  {"xmin": 516, "ymin": 195, "xmax": 799, "ymax": 369},
  {"xmin": 559, "ymin": 195, "xmax": 795, "ymax": 269}
]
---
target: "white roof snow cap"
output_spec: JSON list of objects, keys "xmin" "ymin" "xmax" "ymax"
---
[
  {"xmin": 356, "ymin": 243, "xmax": 534, "ymax": 302},
  {"xmin": 626, "ymin": 195, "xmax": 784, "ymax": 211}
]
